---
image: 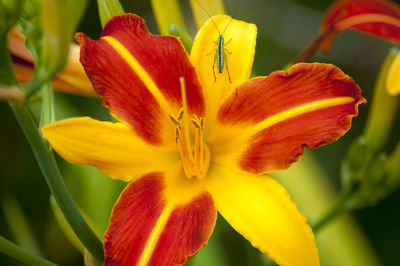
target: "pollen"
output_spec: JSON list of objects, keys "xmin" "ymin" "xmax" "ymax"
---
[{"xmin": 169, "ymin": 78, "xmax": 210, "ymax": 180}]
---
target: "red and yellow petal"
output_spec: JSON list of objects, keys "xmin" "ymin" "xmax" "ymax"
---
[
  {"xmin": 205, "ymin": 164, "xmax": 319, "ymax": 266},
  {"xmin": 76, "ymin": 14, "xmax": 205, "ymax": 147},
  {"xmin": 191, "ymin": 15, "xmax": 257, "ymax": 132},
  {"xmin": 320, "ymin": 0, "xmax": 400, "ymax": 52},
  {"xmin": 104, "ymin": 168, "xmax": 216, "ymax": 265},
  {"xmin": 42, "ymin": 117, "xmax": 179, "ymax": 182},
  {"xmin": 209, "ymin": 63, "xmax": 365, "ymax": 174}
]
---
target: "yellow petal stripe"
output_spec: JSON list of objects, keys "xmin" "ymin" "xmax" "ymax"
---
[
  {"xmin": 238, "ymin": 96, "xmax": 354, "ymax": 139},
  {"xmin": 387, "ymin": 49, "xmax": 400, "ymax": 95},
  {"xmin": 42, "ymin": 117, "xmax": 179, "ymax": 182},
  {"xmin": 102, "ymin": 36, "xmax": 172, "ymax": 113},
  {"xmin": 205, "ymin": 164, "xmax": 320, "ymax": 266},
  {"xmin": 210, "ymin": 96, "xmax": 355, "ymax": 164},
  {"xmin": 136, "ymin": 165, "xmax": 213, "ymax": 266},
  {"xmin": 191, "ymin": 15, "xmax": 257, "ymax": 134},
  {"xmin": 138, "ymin": 203, "xmax": 174, "ymax": 266}
]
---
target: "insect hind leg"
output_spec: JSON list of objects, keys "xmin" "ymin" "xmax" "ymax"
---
[
  {"xmin": 212, "ymin": 53, "xmax": 217, "ymax": 82},
  {"xmin": 224, "ymin": 52, "xmax": 232, "ymax": 83}
]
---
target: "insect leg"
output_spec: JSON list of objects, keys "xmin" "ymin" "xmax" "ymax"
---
[
  {"xmin": 225, "ymin": 38, "xmax": 232, "ymax": 45},
  {"xmin": 206, "ymin": 48, "xmax": 217, "ymax": 55},
  {"xmin": 224, "ymin": 52, "xmax": 232, "ymax": 83},
  {"xmin": 224, "ymin": 48, "xmax": 232, "ymax": 54},
  {"xmin": 213, "ymin": 53, "xmax": 217, "ymax": 82}
]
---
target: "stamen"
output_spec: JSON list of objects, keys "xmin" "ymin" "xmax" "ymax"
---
[
  {"xmin": 199, "ymin": 119, "xmax": 205, "ymax": 172},
  {"xmin": 175, "ymin": 128, "xmax": 179, "ymax": 143},
  {"xmin": 194, "ymin": 125, "xmax": 200, "ymax": 176},
  {"xmin": 167, "ymin": 77, "xmax": 210, "ymax": 180},
  {"xmin": 179, "ymin": 78, "xmax": 194, "ymax": 164}
]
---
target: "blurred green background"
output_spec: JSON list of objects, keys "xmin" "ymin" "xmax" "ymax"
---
[{"xmin": 1, "ymin": 0, "xmax": 399, "ymax": 265}]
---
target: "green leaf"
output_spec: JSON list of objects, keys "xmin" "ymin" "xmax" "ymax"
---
[{"xmin": 97, "ymin": 0, "xmax": 124, "ymax": 28}]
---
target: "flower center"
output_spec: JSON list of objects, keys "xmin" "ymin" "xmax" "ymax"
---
[{"xmin": 169, "ymin": 78, "xmax": 210, "ymax": 180}]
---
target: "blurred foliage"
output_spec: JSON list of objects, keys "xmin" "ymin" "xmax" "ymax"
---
[{"xmin": 1, "ymin": 0, "xmax": 400, "ymax": 265}]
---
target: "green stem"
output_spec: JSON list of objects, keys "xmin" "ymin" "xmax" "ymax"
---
[
  {"xmin": 0, "ymin": 235, "xmax": 57, "ymax": 266},
  {"xmin": 385, "ymin": 141, "xmax": 400, "ymax": 192},
  {"xmin": 292, "ymin": 30, "xmax": 330, "ymax": 64},
  {"xmin": 40, "ymin": 82, "xmax": 55, "ymax": 127},
  {"xmin": 10, "ymin": 104, "xmax": 104, "ymax": 263},
  {"xmin": 292, "ymin": 19, "xmax": 338, "ymax": 64},
  {"xmin": 311, "ymin": 181, "xmax": 354, "ymax": 233},
  {"xmin": 24, "ymin": 74, "xmax": 42, "ymax": 98}
]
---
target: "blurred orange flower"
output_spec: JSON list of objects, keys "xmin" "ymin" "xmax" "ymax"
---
[{"xmin": 8, "ymin": 27, "xmax": 96, "ymax": 96}]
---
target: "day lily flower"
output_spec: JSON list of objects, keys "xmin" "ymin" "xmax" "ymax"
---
[
  {"xmin": 8, "ymin": 27, "xmax": 96, "ymax": 96},
  {"xmin": 319, "ymin": 0, "xmax": 400, "ymax": 52},
  {"xmin": 42, "ymin": 14, "xmax": 364, "ymax": 265}
]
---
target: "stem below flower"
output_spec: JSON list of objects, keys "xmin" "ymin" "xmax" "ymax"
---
[
  {"xmin": 311, "ymin": 181, "xmax": 354, "ymax": 233},
  {"xmin": 292, "ymin": 26, "xmax": 336, "ymax": 64},
  {"xmin": 40, "ymin": 82, "xmax": 55, "ymax": 127},
  {"xmin": 10, "ymin": 103, "xmax": 104, "ymax": 263}
]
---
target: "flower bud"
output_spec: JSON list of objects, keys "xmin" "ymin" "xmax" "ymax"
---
[{"xmin": 386, "ymin": 49, "xmax": 400, "ymax": 95}]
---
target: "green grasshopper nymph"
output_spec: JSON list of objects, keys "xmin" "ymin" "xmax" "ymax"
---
[{"xmin": 197, "ymin": 2, "xmax": 233, "ymax": 83}]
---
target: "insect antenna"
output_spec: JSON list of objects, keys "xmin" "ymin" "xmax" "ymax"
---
[
  {"xmin": 221, "ymin": 16, "xmax": 233, "ymax": 35},
  {"xmin": 195, "ymin": 1, "xmax": 222, "ymax": 35}
]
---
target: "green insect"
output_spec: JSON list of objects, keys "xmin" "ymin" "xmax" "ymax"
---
[{"xmin": 197, "ymin": 3, "xmax": 233, "ymax": 83}]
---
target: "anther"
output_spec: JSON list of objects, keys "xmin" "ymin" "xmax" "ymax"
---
[
  {"xmin": 191, "ymin": 119, "xmax": 201, "ymax": 129},
  {"xmin": 175, "ymin": 128, "xmax": 179, "ymax": 143},
  {"xmin": 169, "ymin": 114, "xmax": 181, "ymax": 128},
  {"xmin": 178, "ymin": 109, "xmax": 184, "ymax": 121}
]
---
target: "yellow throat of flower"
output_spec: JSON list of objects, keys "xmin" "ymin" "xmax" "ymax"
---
[{"xmin": 169, "ymin": 78, "xmax": 210, "ymax": 180}]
